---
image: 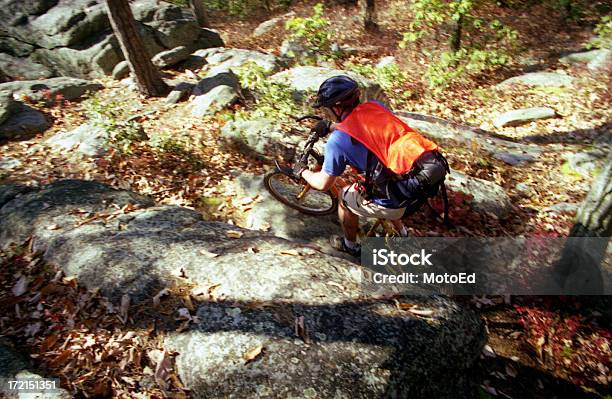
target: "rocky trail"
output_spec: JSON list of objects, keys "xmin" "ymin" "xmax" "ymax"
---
[{"xmin": 0, "ymin": 0, "xmax": 610, "ymax": 398}]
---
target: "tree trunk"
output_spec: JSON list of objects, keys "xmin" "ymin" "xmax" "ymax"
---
[
  {"xmin": 553, "ymin": 157, "xmax": 611, "ymax": 294},
  {"xmin": 189, "ymin": 0, "xmax": 210, "ymax": 28},
  {"xmin": 450, "ymin": 13, "xmax": 463, "ymax": 52},
  {"xmin": 106, "ymin": 0, "xmax": 169, "ymax": 97},
  {"xmin": 358, "ymin": 0, "xmax": 377, "ymax": 31}
]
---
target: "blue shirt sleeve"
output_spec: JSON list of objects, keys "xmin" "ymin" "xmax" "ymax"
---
[{"xmin": 322, "ymin": 131, "xmax": 348, "ymax": 176}]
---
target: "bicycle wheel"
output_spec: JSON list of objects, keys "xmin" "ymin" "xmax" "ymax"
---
[{"xmin": 264, "ymin": 171, "xmax": 338, "ymax": 216}]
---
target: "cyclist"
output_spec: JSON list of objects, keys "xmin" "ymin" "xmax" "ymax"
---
[{"xmin": 292, "ymin": 75, "xmax": 446, "ymax": 257}]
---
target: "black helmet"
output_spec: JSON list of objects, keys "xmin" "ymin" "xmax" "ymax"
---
[{"xmin": 313, "ymin": 75, "xmax": 360, "ymax": 108}]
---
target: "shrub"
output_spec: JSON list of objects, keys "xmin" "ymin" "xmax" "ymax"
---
[
  {"xmin": 587, "ymin": 16, "xmax": 612, "ymax": 49},
  {"xmin": 233, "ymin": 61, "xmax": 301, "ymax": 121},
  {"xmin": 82, "ymin": 94, "xmax": 145, "ymax": 154},
  {"xmin": 400, "ymin": 0, "xmax": 519, "ymax": 90},
  {"xmin": 285, "ymin": 3, "xmax": 336, "ymax": 60}
]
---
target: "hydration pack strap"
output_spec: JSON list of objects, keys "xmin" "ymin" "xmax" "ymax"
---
[{"xmin": 364, "ymin": 150, "xmax": 375, "ymax": 198}]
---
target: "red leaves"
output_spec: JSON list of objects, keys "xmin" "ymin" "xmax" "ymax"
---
[
  {"xmin": 0, "ymin": 246, "xmax": 187, "ymax": 398},
  {"xmin": 515, "ymin": 304, "xmax": 611, "ymax": 388}
]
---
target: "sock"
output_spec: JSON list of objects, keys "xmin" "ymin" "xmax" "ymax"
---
[{"xmin": 344, "ymin": 238, "xmax": 358, "ymax": 249}]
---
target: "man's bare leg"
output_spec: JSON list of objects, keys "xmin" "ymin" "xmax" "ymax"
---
[
  {"xmin": 391, "ymin": 218, "xmax": 408, "ymax": 237},
  {"xmin": 338, "ymin": 200, "xmax": 359, "ymax": 242}
]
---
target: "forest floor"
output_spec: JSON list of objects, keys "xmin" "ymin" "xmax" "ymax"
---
[{"xmin": 0, "ymin": 0, "xmax": 610, "ymax": 397}]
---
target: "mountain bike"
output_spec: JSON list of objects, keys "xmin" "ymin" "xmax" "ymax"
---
[
  {"xmin": 264, "ymin": 115, "xmax": 339, "ymax": 216},
  {"xmin": 263, "ymin": 115, "xmax": 450, "ymax": 235}
]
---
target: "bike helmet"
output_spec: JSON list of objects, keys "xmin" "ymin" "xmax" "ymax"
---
[{"xmin": 313, "ymin": 75, "xmax": 360, "ymax": 109}]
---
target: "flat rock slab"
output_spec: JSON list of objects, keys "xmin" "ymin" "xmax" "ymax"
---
[
  {"xmin": 559, "ymin": 49, "xmax": 607, "ymax": 64},
  {"xmin": 587, "ymin": 49, "xmax": 612, "ymax": 72},
  {"xmin": 396, "ymin": 112, "xmax": 541, "ymax": 166},
  {"xmin": 0, "ymin": 179, "xmax": 486, "ymax": 399},
  {"xmin": 152, "ymin": 45, "xmax": 191, "ymax": 68},
  {"xmin": 493, "ymin": 107, "xmax": 557, "ymax": 128},
  {"xmin": 190, "ymin": 47, "xmax": 280, "ymax": 76},
  {"xmin": 190, "ymin": 85, "xmax": 238, "ymax": 117},
  {"xmin": 0, "ymin": 77, "xmax": 103, "ymax": 101},
  {"xmin": 46, "ymin": 123, "xmax": 109, "ymax": 156},
  {"xmin": 271, "ymin": 66, "xmax": 384, "ymax": 104},
  {"xmin": 496, "ymin": 72, "xmax": 574, "ymax": 88},
  {"xmin": 0, "ymin": 104, "xmax": 50, "ymax": 140},
  {"xmin": 231, "ymin": 172, "xmax": 344, "ymax": 257}
]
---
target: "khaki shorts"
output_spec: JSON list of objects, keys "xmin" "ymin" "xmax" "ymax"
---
[{"xmin": 341, "ymin": 184, "xmax": 406, "ymax": 220}]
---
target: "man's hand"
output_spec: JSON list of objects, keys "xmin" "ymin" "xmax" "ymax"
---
[{"xmin": 314, "ymin": 119, "xmax": 333, "ymax": 138}]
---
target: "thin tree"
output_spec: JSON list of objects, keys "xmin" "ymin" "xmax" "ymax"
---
[
  {"xmin": 359, "ymin": 0, "xmax": 378, "ymax": 31},
  {"xmin": 553, "ymin": 157, "xmax": 611, "ymax": 294},
  {"xmin": 189, "ymin": 0, "xmax": 211, "ymax": 28},
  {"xmin": 106, "ymin": 0, "xmax": 169, "ymax": 97}
]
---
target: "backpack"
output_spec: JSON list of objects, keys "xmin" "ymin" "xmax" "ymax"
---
[{"xmin": 336, "ymin": 101, "xmax": 451, "ymax": 224}]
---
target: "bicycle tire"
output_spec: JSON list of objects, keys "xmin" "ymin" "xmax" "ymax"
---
[{"xmin": 264, "ymin": 171, "xmax": 338, "ymax": 216}]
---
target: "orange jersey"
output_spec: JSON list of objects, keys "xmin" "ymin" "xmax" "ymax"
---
[{"xmin": 335, "ymin": 101, "xmax": 438, "ymax": 174}]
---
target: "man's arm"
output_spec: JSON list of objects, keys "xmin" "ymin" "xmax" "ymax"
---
[{"xmin": 301, "ymin": 169, "xmax": 337, "ymax": 191}]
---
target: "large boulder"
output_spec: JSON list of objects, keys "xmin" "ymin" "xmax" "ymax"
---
[
  {"xmin": 0, "ymin": 103, "xmax": 50, "ymax": 140},
  {"xmin": 45, "ymin": 123, "xmax": 109, "ymax": 156},
  {"xmin": 496, "ymin": 72, "xmax": 574, "ymax": 88},
  {"xmin": 0, "ymin": 90, "xmax": 19, "ymax": 125},
  {"xmin": 0, "ymin": 53, "xmax": 53, "ymax": 80},
  {"xmin": 396, "ymin": 112, "xmax": 541, "ymax": 166},
  {"xmin": 446, "ymin": 170, "xmax": 513, "ymax": 219},
  {"xmin": 0, "ymin": 0, "xmax": 224, "ymax": 80},
  {"xmin": 220, "ymin": 119, "xmax": 302, "ymax": 161},
  {"xmin": 190, "ymin": 71, "xmax": 241, "ymax": 117},
  {"xmin": 0, "ymin": 179, "xmax": 486, "ymax": 398},
  {"xmin": 271, "ymin": 66, "xmax": 384, "ymax": 104},
  {"xmin": 0, "ymin": 77, "xmax": 103, "ymax": 101},
  {"xmin": 189, "ymin": 47, "xmax": 280, "ymax": 76}
]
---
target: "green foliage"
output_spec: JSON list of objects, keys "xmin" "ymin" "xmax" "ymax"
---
[
  {"xmin": 204, "ymin": 0, "xmax": 292, "ymax": 17},
  {"xmin": 344, "ymin": 61, "xmax": 408, "ymax": 91},
  {"xmin": 82, "ymin": 94, "xmax": 145, "ymax": 154},
  {"xmin": 285, "ymin": 3, "xmax": 334, "ymax": 57},
  {"xmin": 233, "ymin": 61, "xmax": 300, "ymax": 121},
  {"xmin": 149, "ymin": 131, "xmax": 205, "ymax": 169},
  {"xmin": 400, "ymin": 0, "xmax": 519, "ymax": 90},
  {"xmin": 587, "ymin": 16, "xmax": 612, "ymax": 49}
]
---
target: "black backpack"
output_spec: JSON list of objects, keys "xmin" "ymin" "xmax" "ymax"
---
[{"xmin": 363, "ymin": 150, "xmax": 451, "ymax": 225}]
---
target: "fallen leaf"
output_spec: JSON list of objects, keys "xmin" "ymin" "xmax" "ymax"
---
[
  {"xmin": 199, "ymin": 249, "xmax": 219, "ymax": 258},
  {"xmin": 483, "ymin": 345, "xmax": 496, "ymax": 358},
  {"xmin": 505, "ymin": 364, "xmax": 518, "ymax": 378},
  {"xmin": 279, "ymin": 249, "xmax": 300, "ymax": 256},
  {"xmin": 153, "ymin": 288, "xmax": 170, "ymax": 307},
  {"xmin": 408, "ymin": 308, "xmax": 434, "ymax": 317},
  {"xmin": 247, "ymin": 247, "xmax": 258, "ymax": 253},
  {"xmin": 243, "ymin": 345, "xmax": 264, "ymax": 364},
  {"xmin": 47, "ymin": 224, "xmax": 60, "ymax": 230},
  {"xmin": 226, "ymin": 230, "xmax": 243, "ymax": 238},
  {"xmin": 176, "ymin": 308, "xmax": 192, "ymax": 321},
  {"xmin": 12, "ymin": 275, "xmax": 28, "ymax": 296},
  {"xmin": 326, "ymin": 281, "xmax": 345, "ymax": 291}
]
